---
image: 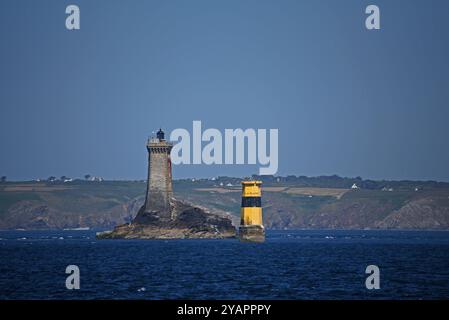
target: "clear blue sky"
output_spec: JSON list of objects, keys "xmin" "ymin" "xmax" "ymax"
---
[{"xmin": 1, "ymin": 0, "xmax": 449, "ymax": 181}]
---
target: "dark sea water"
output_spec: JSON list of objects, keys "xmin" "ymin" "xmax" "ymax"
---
[{"xmin": 0, "ymin": 230, "xmax": 448, "ymax": 300}]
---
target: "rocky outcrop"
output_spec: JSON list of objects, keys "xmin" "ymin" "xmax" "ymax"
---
[{"xmin": 96, "ymin": 199, "xmax": 236, "ymax": 239}]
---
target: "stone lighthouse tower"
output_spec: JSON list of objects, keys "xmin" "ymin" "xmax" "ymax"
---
[
  {"xmin": 143, "ymin": 128, "xmax": 174, "ymax": 220},
  {"xmin": 96, "ymin": 127, "xmax": 237, "ymax": 239}
]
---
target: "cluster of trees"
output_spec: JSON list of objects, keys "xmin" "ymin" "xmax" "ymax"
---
[
  {"xmin": 0, "ymin": 174, "xmax": 104, "ymax": 183},
  {"xmin": 46, "ymin": 174, "xmax": 103, "ymax": 182},
  {"xmin": 250, "ymin": 174, "xmax": 448, "ymax": 190}
]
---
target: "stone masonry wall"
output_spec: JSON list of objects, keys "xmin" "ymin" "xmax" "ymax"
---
[{"xmin": 144, "ymin": 142, "xmax": 173, "ymax": 220}]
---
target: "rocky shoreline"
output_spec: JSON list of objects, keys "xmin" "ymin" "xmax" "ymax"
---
[{"xmin": 96, "ymin": 199, "xmax": 236, "ymax": 240}]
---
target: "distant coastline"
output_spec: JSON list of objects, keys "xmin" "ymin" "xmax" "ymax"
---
[{"xmin": 1, "ymin": 175, "xmax": 449, "ymax": 231}]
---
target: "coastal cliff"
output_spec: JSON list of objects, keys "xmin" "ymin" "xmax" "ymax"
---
[{"xmin": 2, "ymin": 177, "xmax": 449, "ymax": 231}]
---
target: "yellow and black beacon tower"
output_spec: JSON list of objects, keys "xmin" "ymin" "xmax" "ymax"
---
[{"xmin": 239, "ymin": 181, "xmax": 265, "ymax": 242}]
